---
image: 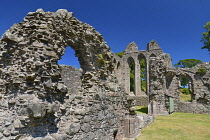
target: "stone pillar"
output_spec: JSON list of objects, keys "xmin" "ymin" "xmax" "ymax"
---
[
  {"xmin": 146, "ymin": 59, "xmax": 149, "ymax": 96},
  {"xmin": 135, "ymin": 61, "xmax": 141, "ymax": 96},
  {"xmin": 124, "ymin": 117, "xmax": 140, "ymax": 138},
  {"xmin": 124, "ymin": 59, "xmax": 130, "ymax": 94}
]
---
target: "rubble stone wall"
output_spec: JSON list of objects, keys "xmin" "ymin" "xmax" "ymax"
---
[
  {"xmin": 148, "ymin": 59, "xmax": 210, "ymax": 115},
  {"xmin": 0, "ymin": 8, "xmax": 209, "ymax": 140},
  {"xmin": 0, "ymin": 9, "xmax": 137, "ymax": 140},
  {"xmin": 118, "ymin": 41, "xmax": 172, "ymax": 107},
  {"xmin": 60, "ymin": 65, "xmax": 82, "ymax": 94},
  {"xmin": 117, "ymin": 40, "xmax": 210, "ymax": 116}
]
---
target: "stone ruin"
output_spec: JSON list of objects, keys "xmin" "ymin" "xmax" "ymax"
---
[
  {"xmin": 119, "ymin": 41, "xmax": 210, "ymax": 115},
  {"xmin": 0, "ymin": 9, "xmax": 209, "ymax": 139}
]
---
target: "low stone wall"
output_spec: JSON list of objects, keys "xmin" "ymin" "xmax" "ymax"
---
[
  {"xmin": 128, "ymin": 96, "xmax": 149, "ymax": 106},
  {"xmin": 137, "ymin": 114, "xmax": 155, "ymax": 130},
  {"xmin": 60, "ymin": 65, "xmax": 82, "ymax": 94},
  {"xmin": 123, "ymin": 114, "xmax": 155, "ymax": 139},
  {"xmin": 176, "ymin": 101, "xmax": 210, "ymax": 114}
]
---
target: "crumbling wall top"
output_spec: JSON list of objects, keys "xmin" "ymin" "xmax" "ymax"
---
[
  {"xmin": 124, "ymin": 42, "xmax": 138, "ymax": 53},
  {"xmin": 147, "ymin": 40, "xmax": 163, "ymax": 53}
]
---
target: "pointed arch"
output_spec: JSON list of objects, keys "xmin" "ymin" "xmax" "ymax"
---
[
  {"xmin": 138, "ymin": 53, "xmax": 148, "ymax": 95},
  {"xmin": 127, "ymin": 57, "xmax": 135, "ymax": 94},
  {"xmin": 179, "ymin": 73, "xmax": 194, "ymax": 102}
]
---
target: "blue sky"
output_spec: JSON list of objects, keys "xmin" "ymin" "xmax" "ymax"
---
[{"xmin": 0, "ymin": 0, "xmax": 209, "ymax": 68}]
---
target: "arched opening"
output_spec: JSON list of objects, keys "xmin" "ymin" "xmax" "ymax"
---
[
  {"xmin": 128, "ymin": 57, "xmax": 135, "ymax": 94},
  {"xmin": 117, "ymin": 62, "xmax": 120, "ymax": 69},
  {"xmin": 139, "ymin": 54, "xmax": 147, "ymax": 95},
  {"xmin": 179, "ymin": 74, "xmax": 193, "ymax": 102},
  {"xmin": 150, "ymin": 53, "xmax": 157, "ymax": 58},
  {"xmin": 58, "ymin": 46, "xmax": 82, "ymax": 95},
  {"xmin": 58, "ymin": 46, "xmax": 80, "ymax": 68}
]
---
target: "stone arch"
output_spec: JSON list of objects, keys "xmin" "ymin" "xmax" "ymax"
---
[
  {"xmin": 0, "ymin": 9, "xmax": 110, "ymax": 96},
  {"xmin": 58, "ymin": 46, "xmax": 80, "ymax": 68},
  {"xmin": 179, "ymin": 73, "xmax": 194, "ymax": 101},
  {"xmin": 0, "ymin": 9, "xmax": 128, "ymax": 139},
  {"xmin": 127, "ymin": 57, "xmax": 136, "ymax": 95},
  {"xmin": 138, "ymin": 53, "xmax": 148, "ymax": 95}
]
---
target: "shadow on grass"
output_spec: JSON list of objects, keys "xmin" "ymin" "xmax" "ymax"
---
[{"xmin": 136, "ymin": 106, "xmax": 148, "ymax": 114}]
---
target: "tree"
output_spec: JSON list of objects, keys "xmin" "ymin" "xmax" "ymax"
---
[
  {"xmin": 129, "ymin": 62, "xmax": 135, "ymax": 92},
  {"xmin": 140, "ymin": 59, "xmax": 146, "ymax": 92},
  {"xmin": 174, "ymin": 59, "xmax": 202, "ymax": 68},
  {"xmin": 201, "ymin": 22, "xmax": 210, "ymax": 51}
]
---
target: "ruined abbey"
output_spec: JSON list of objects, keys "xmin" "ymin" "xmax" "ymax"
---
[{"xmin": 0, "ymin": 9, "xmax": 209, "ymax": 140}]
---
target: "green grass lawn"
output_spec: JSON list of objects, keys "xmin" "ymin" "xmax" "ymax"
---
[
  {"xmin": 136, "ymin": 106, "xmax": 148, "ymax": 114},
  {"xmin": 180, "ymin": 92, "xmax": 191, "ymax": 102},
  {"xmin": 136, "ymin": 112, "xmax": 210, "ymax": 140}
]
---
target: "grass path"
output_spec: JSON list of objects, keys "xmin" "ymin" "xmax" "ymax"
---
[{"xmin": 136, "ymin": 112, "xmax": 210, "ymax": 140}]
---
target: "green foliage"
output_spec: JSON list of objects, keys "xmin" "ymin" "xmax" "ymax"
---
[
  {"xmin": 175, "ymin": 59, "xmax": 202, "ymax": 87},
  {"xmin": 96, "ymin": 57, "xmax": 105, "ymax": 67},
  {"xmin": 96, "ymin": 54, "xmax": 102, "ymax": 58},
  {"xmin": 141, "ymin": 80, "xmax": 146, "ymax": 92},
  {"xmin": 196, "ymin": 68, "xmax": 207, "ymax": 75},
  {"xmin": 201, "ymin": 22, "xmax": 210, "ymax": 51},
  {"xmin": 180, "ymin": 88, "xmax": 190, "ymax": 95},
  {"xmin": 116, "ymin": 52, "xmax": 124, "ymax": 58},
  {"xmin": 174, "ymin": 59, "xmax": 202, "ymax": 68},
  {"xmin": 136, "ymin": 106, "xmax": 148, "ymax": 114},
  {"xmin": 129, "ymin": 58, "xmax": 147, "ymax": 92},
  {"xmin": 140, "ymin": 59, "xmax": 147, "ymax": 92},
  {"xmin": 180, "ymin": 77, "xmax": 188, "ymax": 88},
  {"xmin": 129, "ymin": 62, "xmax": 135, "ymax": 92}
]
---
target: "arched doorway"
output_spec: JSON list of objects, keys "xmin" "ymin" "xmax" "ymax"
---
[{"xmin": 179, "ymin": 74, "xmax": 194, "ymax": 102}]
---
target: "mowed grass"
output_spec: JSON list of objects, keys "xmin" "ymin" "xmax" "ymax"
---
[
  {"xmin": 136, "ymin": 106, "xmax": 148, "ymax": 114},
  {"xmin": 136, "ymin": 112, "xmax": 210, "ymax": 140},
  {"xmin": 180, "ymin": 92, "xmax": 191, "ymax": 102}
]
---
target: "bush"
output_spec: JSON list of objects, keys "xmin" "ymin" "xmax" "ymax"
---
[
  {"xmin": 180, "ymin": 88, "xmax": 190, "ymax": 95},
  {"xmin": 196, "ymin": 68, "xmax": 207, "ymax": 75}
]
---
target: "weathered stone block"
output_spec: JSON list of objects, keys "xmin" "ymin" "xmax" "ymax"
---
[{"xmin": 66, "ymin": 123, "xmax": 81, "ymax": 135}]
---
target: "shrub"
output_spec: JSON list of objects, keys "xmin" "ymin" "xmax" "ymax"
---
[
  {"xmin": 180, "ymin": 88, "xmax": 190, "ymax": 95},
  {"xmin": 196, "ymin": 68, "xmax": 207, "ymax": 75}
]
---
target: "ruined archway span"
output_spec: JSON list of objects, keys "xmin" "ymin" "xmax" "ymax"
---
[
  {"xmin": 0, "ymin": 9, "xmax": 110, "ymax": 72},
  {"xmin": 138, "ymin": 53, "xmax": 147, "ymax": 61},
  {"xmin": 0, "ymin": 9, "xmax": 114, "ymax": 97},
  {"xmin": 127, "ymin": 57, "xmax": 135, "ymax": 65},
  {"xmin": 0, "ymin": 9, "xmax": 131, "ymax": 139}
]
